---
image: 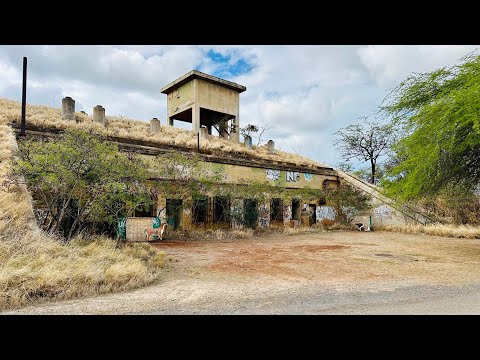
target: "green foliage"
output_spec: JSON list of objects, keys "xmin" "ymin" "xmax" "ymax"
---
[
  {"xmin": 353, "ymin": 165, "xmax": 385, "ymax": 185},
  {"xmin": 240, "ymin": 124, "xmax": 259, "ymax": 138},
  {"xmin": 381, "ymin": 52, "xmax": 480, "ymax": 201},
  {"xmin": 14, "ymin": 129, "xmax": 151, "ymax": 240}
]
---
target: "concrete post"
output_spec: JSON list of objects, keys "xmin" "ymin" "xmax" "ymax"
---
[
  {"xmin": 150, "ymin": 118, "xmax": 160, "ymax": 133},
  {"xmin": 244, "ymin": 135, "xmax": 252, "ymax": 149},
  {"xmin": 200, "ymin": 127, "xmax": 209, "ymax": 139},
  {"xmin": 61, "ymin": 97, "xmax": 75, "ymax": 121},
  {"xmin": 93, "ymin": 105, "xmax": 105, "ymax": 125},
  {"xmin": 267, "ymin": 140, "xmax": 275, "ymax": 152},
  {"xmin": 231, "ymin": 115, "xmax": 240, "ymax": 142},
  {"xmin": 219, "ymin": 121, "xmax": 229, "ymax": 139},
  {"xmin": 192, "ymin": 105, "xmax": 200, "ymax": 134}
]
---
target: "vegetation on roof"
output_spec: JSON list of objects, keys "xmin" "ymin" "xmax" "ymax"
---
[{"xmin": 0, "ymin": 98, "xmax": 329, "ymax": 170}]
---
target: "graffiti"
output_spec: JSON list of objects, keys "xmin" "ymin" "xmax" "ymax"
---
[
  {"xmin": 283, "ymin": 205, "xmax": 292, "ymax": 222},
  {"xmin": 258, "ymin": 204, "xmax": 270, "ymax": 228},
  {"xmin": 266, "ymin": 169, "xmax": 281, "ymax": 181},
  {"xmin": 374, "ymin": 205, "xmax": 391, "ymax": 217},
  {"xmin": 304, "ymin": 173, "xmax": 312, "ymax": 181},
  {"xmin": 286, "ymin": 171, "xmax": 300, "ymax": 182},
  {"xmin": 316, "ymin": 206, "xmax": 336, "ymax": 221},
  {"xmin": 35, "ymin": 208, "xmax": 49, "ymax": 224},
  {"xmin": 157, "ymin": 207, "xmax": 167, "ymax": 223},
  {"xmin": 302, "ymin": 203, "xmax": 309, "ymax": 213},
  {"xmin": 152, "ymin": 217, "xmax": 161, "ymax": 228},
  {"xmin": 116, "ymin": 217, "xmax": 126, "ymax": 240}
]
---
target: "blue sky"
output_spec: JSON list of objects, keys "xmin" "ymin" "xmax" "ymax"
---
[{"xmin": 0, "ymin": 45, "xmax": 477, "ymax": 168}]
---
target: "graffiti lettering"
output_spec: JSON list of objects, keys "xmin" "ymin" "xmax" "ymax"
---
[
  {"xmin": 304, "ymin": 173, "xmax": 312, "ymax": 181},
  {"xmin": 316, "ymin": 206, "xmax": 336, "ymax": 221},
  {"xmin": 35, "ymin": 208, "xmax": 49, "ymax": 224},
  {"xmin": 286, "ymin": 171, "xmax": 300, "ymax": 182},
  {"xmin": 283, "ymin": 205, "xmax": 292, "ymax": 222},
  {"xmin": 266, "ymin": 169, "xmax": 281, "ymax": 181},
  {"xmin": 374, "ymin": 205, "xmax": 391, "ymax": 216}
]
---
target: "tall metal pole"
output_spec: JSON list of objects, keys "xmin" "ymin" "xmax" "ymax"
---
[
  {"xmin": 20, "ymin": 57, "xmax": 27, "ymax": 137},
  {"xmin": 197, "ymin": 132, "xmax": 200, "ymax": 153}
]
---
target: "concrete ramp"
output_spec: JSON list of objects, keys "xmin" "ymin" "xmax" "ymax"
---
[{"xmin": 334, "ymin": 169, "xmax": 434, "ymax": 227}]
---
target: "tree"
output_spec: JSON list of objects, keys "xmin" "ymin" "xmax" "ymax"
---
[
  {"xmin": 334, "ymin": 120, "xmax": 394, "ymax": 184},
  {"xmin": 13, "ymin": 129, "xmax": 152, "ymax": 240},
  {"xmin": 381, "ymin": 51, "xmax": 480, "ymax": 201},
  {"xmin": 240, "ymin": 124, "xmax": 259, "ymax": 139},
  {"xmin": 240, "ymin": 123, "xmax": 272, "ymax": 146}
]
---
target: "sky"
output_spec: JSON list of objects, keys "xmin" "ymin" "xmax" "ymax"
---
[{"xmin": 0, "ymin": 45, "xmax": 477, "ymax": 168}]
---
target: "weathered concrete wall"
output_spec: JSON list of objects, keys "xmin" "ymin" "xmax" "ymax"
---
[
  {"xmin": 167, "ymin": 80, "xmax": 194, "ymax": 118},
  {"xmin": 316, "ymin": 205, "xmax": 337, "ymax": 225},
  {"xmin": 139, "ymin": 154, "xmax": 338, "ymax": 190},
  {"xmin": 196, "ymin": 78, "xmax": 239, "ymax": 116},
  {"xmin": 336, "ymin": 169, "xmax": 426, "ymax": 227}
]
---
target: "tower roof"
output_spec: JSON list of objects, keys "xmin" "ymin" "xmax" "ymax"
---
[{"xmin": 160, "ymin": 70, "xmax": 247, "ymax": 94}]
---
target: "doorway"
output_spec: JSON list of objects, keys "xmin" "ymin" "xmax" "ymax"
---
[
  {"xmin": 166, "ymin": 199, "xmax": 183, "ymax": 230},
  {"xmin": 243, "ymin": 199, "xmax": 258, "ymax": 229},
  {"xmin": 292, "ymin": 199, "xmax": 300, "ymax": 221},
  {"xmin": 309, "ymin": 204, "xmax": 316, "ymax": 226}
]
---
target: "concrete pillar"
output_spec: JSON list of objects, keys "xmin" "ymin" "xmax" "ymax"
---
[
  {"xmin": 267, "ymin": 140, "xmax": 275, "ymax": 152},
  {"xmin": 244, "ymin": 135, "xmax": 252, "ymax": 149},
  {"xmin": 283, "ymin": 204, "xmax": 292, "ymax": 226},
  {"xmin": 150, "ymin": 118, "xmax": 160, "ymax": 133},
  {"xmin": 167, "ymin": 117, "xmax": 173, "ymax": 126},
  {"xmin": 231, "ymin": 199, "xmax": 244, "ymax": 229},
  {"xmin": 219, "ymin": 121, "xmax": 229, "ymax": 139},
  {"xmin": 200, "ymin": 127, "xmax": 209, "ymax": 139},
  {"xmin": 93, "ymin": 105, "xmax": 105, "ymax": 125},
  {"xmin": 192, "ymin": 105, "xmax": 200, "ymax": 134},
  {"xmin": 258, "ymin": 202, "xmax": 270, "ymax": 228},
  {"xmin": 61, "ymin": 97, "xmax": 75, "ymax": 121},
  {"xmin": 231, "ymin": 115, "xmax": 240, "ymax": 142}
]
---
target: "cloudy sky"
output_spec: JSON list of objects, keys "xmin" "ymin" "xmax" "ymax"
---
[{"xmin": 0, "ymin": 45, "xmax": 477, "ymax": 168}]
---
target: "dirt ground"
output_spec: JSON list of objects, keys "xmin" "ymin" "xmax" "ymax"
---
[{"xmin": 4, "ymin": 230, "xmax": 480, "ymax": 314}]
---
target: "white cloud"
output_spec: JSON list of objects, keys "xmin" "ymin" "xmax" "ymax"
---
[
  {"xmin": 0, "ymin": 45, "xmax": 477, "ymax": 167},
  {"xmin": 358, "ymin": 45, "xmax": 479, "ymax": 87}
]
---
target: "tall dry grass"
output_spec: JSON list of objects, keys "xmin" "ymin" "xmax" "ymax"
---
[
  {"xmin": 0, "ymin": 98, "xmax": 328, "ymax": 169},
  {"xmin": 0, "ymin": 124, "xmax": 165, "ymax": 311},
  {"xmin": 380, "ymin": 224, "xmax": 480, "ymax": 239}
]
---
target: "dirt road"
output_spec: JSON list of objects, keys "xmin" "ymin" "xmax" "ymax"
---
[{"xmin": 3, "ymin": 231, "xmax": 480, "ymax": 314}]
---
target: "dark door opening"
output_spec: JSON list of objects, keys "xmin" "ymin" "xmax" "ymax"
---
[
  {"xmin": 166, "ymin": 199, "xmax": 182, "ymax": 230},
  {"xmin": 270, "ymin": 198, "xmax": 283, "ymax": 221},
  {"xmin": 243, "ymin": 199, "xmax": 258, "ymax": 229},
  {"xmin": 214, "ymin": 196, "xmax": 230, "ymax": 223},
  {"xmin": 309, "ymin": 204, "xmax": 316, "ymax": 226},
  {"xmin": 134, "ymin": 204, "xmax": 153, "ymax": 217},
  {"xmin": 193, "ymin": 197, "xmax": 208, "ymax": 223},
  {"xmin": 292, "ymin": 199, "xmax": 300, "ymax": 221}
]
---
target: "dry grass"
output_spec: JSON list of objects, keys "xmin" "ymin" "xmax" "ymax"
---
[
  {"xmin": 0, "ymin": 124, "xmax": 165, "ymax": 311},
  {"xmin": 0, "ymin": 98, "xmax": 328, "ymax": 170},
  {"xmin": 381, "ymin": 224, "xmax": 480, "ymax": 239}
]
